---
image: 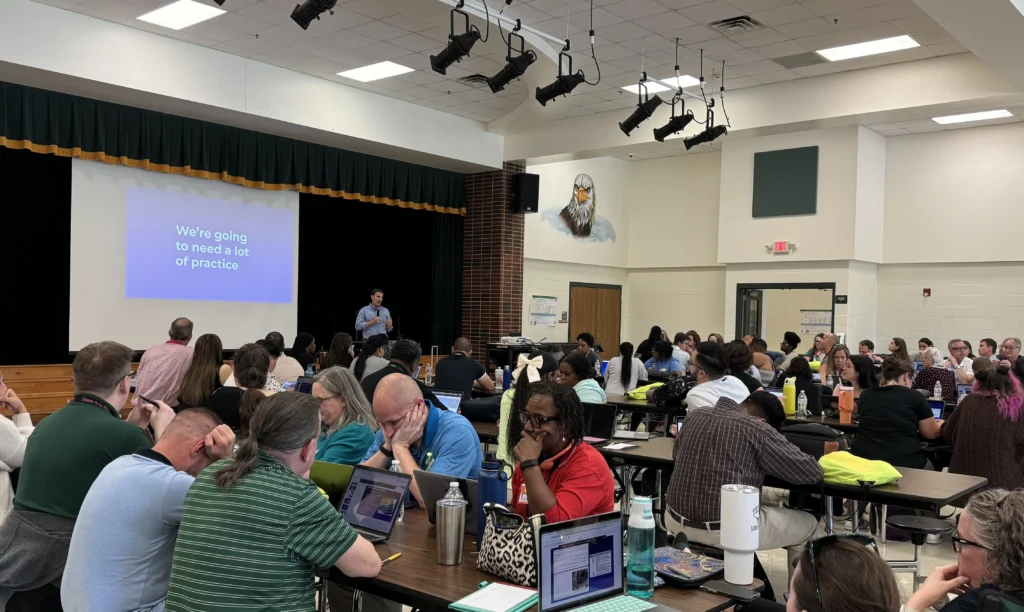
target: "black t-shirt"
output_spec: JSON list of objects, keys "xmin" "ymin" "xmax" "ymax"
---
[
  {"xmin": 582, "ymin": 350, "xmax": 601, "ymax": 372},
  {"xmin": 206, "ymin": 387, "xmax": 244, "ymax": 430},
  {"xmin": 294, "ymin": 351, "xmax": 316, "ymax": 370},
  {"xmin": 733, "ymin": 370, "xmax": 762, "ymax": 394},
  {"xmin": 635, "ymin": 340, "xmax": 656, "ymax": 365},
  {"xmin": 361, "ymin": 362, "xmax": 441, "ymax": 407},
  {"xmin": 851, "ymin": 385, "xmax": 933, "ymax": 468},
  {"xmin": 433, "ymin": 353, "xmax": 486, "ymax": 400}
]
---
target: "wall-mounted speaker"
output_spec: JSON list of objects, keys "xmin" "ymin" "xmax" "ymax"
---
[{"xmin": 511, "ymin": 172, "xmax": 539, "ymax": 214}]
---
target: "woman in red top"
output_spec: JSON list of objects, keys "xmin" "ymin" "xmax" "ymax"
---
[{"xmin": 508, "ymin": 381, "xmax": 615, "ymax": 523}]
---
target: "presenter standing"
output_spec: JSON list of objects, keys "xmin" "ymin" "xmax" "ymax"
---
[{"xmin": 355, "ymin": 288, "xmax": 393, "ymax": 339}]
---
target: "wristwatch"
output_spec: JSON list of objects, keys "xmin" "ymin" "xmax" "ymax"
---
[
  {"xmin": 379, "ymin": 444, "xmax": 394, "ymax": 458},
  {"xmin": 521, "ymin": 459, "xmax": 540, "ymax": 471}
]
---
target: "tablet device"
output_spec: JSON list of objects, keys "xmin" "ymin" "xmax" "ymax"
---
[{"xmin": 295, "ymin": 376, "xmax": 314, "ymax": 394}]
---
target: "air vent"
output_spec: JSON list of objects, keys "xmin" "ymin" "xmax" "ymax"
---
[
  {"xmin": 459, "ymin": 74, "xmax": 489, "ymax": 88},
  {"xmin": 708, "ymin": 16, "xmax": 764, "ymax": 35},
  {"xmin": 773, "ymin": 52, "xmax": 828, "ymax": 70}
]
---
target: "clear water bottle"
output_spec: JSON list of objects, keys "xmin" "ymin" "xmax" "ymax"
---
[
  {"xmin": 934, "ymin": 381, "xmax": 943, "ymax": 399},
  {"xmin": 797, "ymin": 390, "xmax": 808, "ymax": 418},
  {"xmin": 443, "ymin": 482, "xmax": 464, "ymax": 503},
  {"xmin": 626, "ymin": 496, "xmax": 655, "ymax": 599},
  {"xmin": 390, "ymin": 460, "xmax": 405, "ymax": 523},
  {"xmin": 424, "ymin": 364, "xmax": 433, "ymax": 387},
  {"xmin": 494, "ymin": 368, "xmax": 502, "ymax": 387}
]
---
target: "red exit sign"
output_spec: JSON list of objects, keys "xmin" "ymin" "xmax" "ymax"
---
[{"xmin": 773, "ymin": 241, "xmax": 790, "ymax": 253}]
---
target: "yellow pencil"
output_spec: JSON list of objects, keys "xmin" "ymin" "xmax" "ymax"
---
[{"xmin": 381, "ymin": 553, "xmax": 402, "ymax": 566}]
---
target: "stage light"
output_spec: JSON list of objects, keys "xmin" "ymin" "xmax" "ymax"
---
[
  {"xmin": 684, "ymin": 124, "xmax": 727, "ymax": 150},
  {"xmin": 536, "ymin": 45, "xmax": 586, "ymax": 106},
  {"xmin": 290, "ymin": 0, "xmax": 336, "ymax": 30},
  {"xmin": 618, "ymin": 77, "xmax": 664, "ymax": 136},
  {"xmin": 653, "ymin": 112, "xmax": 693, "ymax": 142},
  {"xmin": 487, "ymin": 24, "xmax": 536, "ymax": 93},
  {"xmin": 430, "ymin": 2, "xmax": 484, "ymax": 75}
]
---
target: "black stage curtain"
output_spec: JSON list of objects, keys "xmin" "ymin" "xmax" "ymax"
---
[
  {"xmin": 0, "ymin": 81, "xmax": 465, "ymax": 214},
  {"xmin": 298, "ymin": 193, "xmax": 463, "ymax": 353}
]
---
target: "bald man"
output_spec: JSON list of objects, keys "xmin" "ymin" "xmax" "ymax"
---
[
  {"xmin": 434, "ymin": 337, "xmax": 494, "ymax": 400},
  {"xmin": 361, "ymin": 374, "xmax": 483, "ymax": 507},
  {"xmin": 133, "ymin": 317, "xmax": 195, "ymax": 408},
  {"xmin": 62, "ymin": 409, "xmax": 234, "ymax": 612}
]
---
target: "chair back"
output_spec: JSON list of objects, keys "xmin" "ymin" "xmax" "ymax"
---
[{"xmin": 980, "ymin": 590, "xmax": 1024, "ymax": 612}]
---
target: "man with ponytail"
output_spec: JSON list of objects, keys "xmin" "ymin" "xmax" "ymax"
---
[{"xmin": 166, "ymin": 393, "xmax": 381, "ymax": 611}]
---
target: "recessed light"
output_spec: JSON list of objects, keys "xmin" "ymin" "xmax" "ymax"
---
[
  {"xmin": 816, "ymin": 35, "xmax": 919, "ymax": 62},
  {"xmin": 621, "ymin": 81, "xmax": 672, "ymax": 95},
  {"xmin": 657, "ymin": 75, "xmax": 700, "ymax": 89},
  {"xmin": 932, "ymin": 110, "xmax": 1014, "ymax": 125},
  {"xmin": 137, "ymin": 0, "xmax": 224, "ymax": 30},
  {"xmin": 337, "ymin": 61, "xmax": 415, "ymax": 83}
]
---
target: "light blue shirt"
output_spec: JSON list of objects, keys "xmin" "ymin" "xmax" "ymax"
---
[
  {"xmin": 62, "ymin": 451, "xmax": 193, "ymax": 612},
  {"xmin": 362, "ymin": 402, "xmax": 482, "ymax": 480},
  {"xmin": 573, "ymin": 378, "xmax": 608, "ymax": 404},
  {"xmin": 355, "ymin": 304, "xmax": 391, "ymax": 338},
  {"xmin": 645, "ymin": 357, "xmax": 683, "ymax": 373}
]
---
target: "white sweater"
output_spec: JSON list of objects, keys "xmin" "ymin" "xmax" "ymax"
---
[
  {"xmin": 0, "ymin": 412, "xmax": 34, "ymax": 526},
  {"xmin": 684, "ymin": 376, "xmax": 751, "ymax": 410}
]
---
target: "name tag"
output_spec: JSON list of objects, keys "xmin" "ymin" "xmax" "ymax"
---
[{"xmin": 518, "ymin": 484, "xmax": 528, "ymax": 505}]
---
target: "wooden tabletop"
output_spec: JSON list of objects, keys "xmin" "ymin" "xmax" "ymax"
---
[
  {"xmin": 474, "ymin": 421, "xmax": 499, "ymax": 444},
  {"xmin": 784, "ymin": 414, "xmax": 858, "ymax": 433},
  {"xmin": 329, "ymin": 508, "xmax": 744, "ymax": 612}
]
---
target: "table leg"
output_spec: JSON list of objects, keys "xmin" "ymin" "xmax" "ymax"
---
[
  {"xmin": 620, "ymin": 465, "xmax": 636, "ymax": 515},
  {"xmin": 654, "ymin": 468, "xmax": 666, "ymax": 531},
  {"xmin": 851, "ymin": 500, "xmax": 860, "ymax": 534},
  {"xmin": 824, "ymin": 497, "xmax": 834, "ymax": 534}
]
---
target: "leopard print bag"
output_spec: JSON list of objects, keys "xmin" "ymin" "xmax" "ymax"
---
[{"xmin": 475, "ymin": 502, "xmax": 546, "ymax": 587}]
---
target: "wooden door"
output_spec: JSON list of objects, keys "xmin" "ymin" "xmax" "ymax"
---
[{"xmin": 568, "ymin": 283, "xmax": 622, "ymax": 360}]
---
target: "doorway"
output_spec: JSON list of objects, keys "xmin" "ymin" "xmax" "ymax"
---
[
  {"xmin": 568, "ymin": 283, "xmax": 622, "ymax": 359},
  {"xmin": 736, "ymin": 283, "xmax": 836, "ymax": 344}
]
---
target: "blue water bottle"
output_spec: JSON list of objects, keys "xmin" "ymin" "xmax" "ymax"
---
[
  {"xmin": 476, "ymin": 454, "xmax": 509, "ymax": 550},
  {"xmin": 502, "ymin": 365, "xmax": 512, "ymax": 391}
]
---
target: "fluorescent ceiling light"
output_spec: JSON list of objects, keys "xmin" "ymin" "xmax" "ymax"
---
[
  {"xmin": 137, "ymin": 0, "xmax": 224, "ymax": 30},
  {"xmin": 816, "ymin": 35, "xmax": 919, "ymax": 61},
  {"xmin": 337, "ymin": 61, "xmax": 415, "ymax": 82},
  {"xmin": 932, "ymin": 109, "xmax": 1014, "ymax": 124},
  {"xmin": 657, "ymin": 75, "xmax": 700, "ymax": 89},
  {"xmin": 621, "ymin": 81, "xmax": 672, "ymax": 95}
]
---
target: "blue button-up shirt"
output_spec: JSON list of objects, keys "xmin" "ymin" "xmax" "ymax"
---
[
  {"xmin": 362, "ymin": 402, "xmax": 482, "ymax": 481},
  {"xmin": 355, "ymin": 304, "xmax": 391, "ymax": 338}
]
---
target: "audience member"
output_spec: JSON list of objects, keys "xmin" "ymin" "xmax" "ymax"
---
[
  {"xmin": 291, "ymin": 332, "xmax": 317, "ymax": 370},
  {"xmin": 0, "ymin": 370, "xmax": 33, "ymax": 525},
  {"xmin": 321, "ymin": 332, "xmax": 355, "ymax": 370},
  {"xmin": 362, "ymin": 374, "xmax": 483, "ymax": 507},
  {"xmin": 253, "ymin": 337, "xmax": 286, "ymax": 391},
  {"xmin": 708, "ymin": 332, "xmax": 725, "ymax": 344},
  {"xmin": 853, "ymin": 357, "xmax": 942, "ymax": 469},
  {"xmin": 133, "ymin": 317, "xmax": 194, "ymax": 408},
  {"xmin": 558, "ymin": 351, "xmax": 607, "ymax": 403},
  {"xmin": 978, "ymin": 337, "xmax": 999, "ymax": 362},
  {"xmin": 506, "ymin": 382, "xmax": 614, "ymax": 522},
  {"xmin": 680, "ymin": 341, "xmax": 750, "ymax": 410},
  {"xmin": 890, "ymin": 337, "xmax": 911, "ymax": 362},
  {"xmin": 964, "ymin": 340, "xmax": 977, "ymax": 359},
  {"xmin": 943, "ymin": 360, "xmax": 1024, "ymax": 498},
  {"xmin": 671, "ymin": 332, "xmax": 693, "ymax": 370},
  {"xmin": 667, "ymin": 394, "xmax": 823, "ymax": 590},
  {"xmin": 946, "ymin": 338, "xmax": 975, "ymax": 384},
  {"xmin": 0, "ymin": 342, "xmax": 175, "ymax": 604},
  {"xmin": 313, "ymin": 367, "xmax": 378, "ymax": 466},
  {"xmin": 266, "ymin": 331, "xmax": 305, "ymax": 384},
  {"xmin": 360, "ymin": 338, "xmax": 441, "ymax": 407},
  {"xmin": 62, "ymin": 410, "xmax": 234, "ymax": 612},
  {"xmin": 784, "ymin": 357, "xmax": 820, "ymax": 416},
  {"xmin": 604, "ymin": 342, "xmax": 648, "ymax": 396},
  {"xmin": 817, "ymin": 337, "xmax": 846, "ymax": 382},
  {"xmin": 999, "ymin": 337, "xmax": 1021, "ymax": 368},
  {"xmin": 207, "ymin": 342, "xmax": 273, "ymax": 431},
  {"xmin": 434, "ymin": 337, "xmax": 494, "ymax": 400},
  {"xmin": 858, "ymin": 339, "xmax": 884, "ymax": 364},
  {"xmin": 575, "ymin": 332, "xmax": 602, "ymax": 371},
  {"xmin": 906, "ymin": 489, "xmax": 1024, "ymax": 612},
  {"xmin": 912, "ymin": 346, "xmax": 957, "ymax": 401},
  {"xmin": 660, "ymin": 329, "xmax": 671, "ymax": 342},
  {"xmin": 916, "ymin": 337, "xmax": 938, "ymax": 362},
  {"xmin": 778, "ymin": 331, "xmax": 801, "ymax": 370},
  {"xmin": 750, "ymin": 339, "xmax": 777, "ymax": 387},
  {"xmin": 685, "ymin": 330, "xmax": 702, "ymax": 346},
  {"xmin": 352, "ymin": 334, "xmax": 389, "ymax": 381},
  {"xmin": 805, "ymin": 332, "xmax": 826, "ymax": 361},
  {"xmin": 645, "ymin": 341, "xmax": 683, "ymax": 375},
  {"xmin": 176, "ymin": 333, "xmax": 230, "ymax": 410},
  {"xmin": 165, "ymin": 393, "xmax": 381, "ymax": 610},
  {"xmin": 497, "ymin": 351, "xmax": 559, "ymax": 466},
  {"xmin": 842, "ymin": 355, "xmax": 878, "ymax": 399},
  {"xmin": 635, "ymin": 326, "xmax": 662, "ymax": 364},
  {"xmin": 743, "ymin": 390, "xmax": 787, "ymax": 431},
  {"xmin": 725, "ymin": 340, "xmax": 763, "ymax": 393},
  {"xmin": 786, "ymin": 536, "xmax": 901, "ymax": 612}
]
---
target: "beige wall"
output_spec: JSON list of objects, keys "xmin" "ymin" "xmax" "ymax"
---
[
  {"xmin": 521, "ymin": 258, "xmax": 628, "ymax": 343},
  {"xmin": 762, "ymin": 288, "xmax": 834, "ymax": 349},
  {"xmin": 624, "ymin": 268, "xmax": 726, "ymax": 346}
]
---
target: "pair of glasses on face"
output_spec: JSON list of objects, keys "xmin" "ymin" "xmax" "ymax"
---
[
  {"xmin": 808, "ymin": 534, "xmax": 878, "ymax": 612},
  {"xmin": 517, "ymin": 410, "xmax": 560, "ymax": 429},
  {"xmin": 314, "ymin": 394, "xmax": 338, "ymax": 406},
  {"xmin": 952, "ymin": 531, "xmax": 989, "ymax": 553}
]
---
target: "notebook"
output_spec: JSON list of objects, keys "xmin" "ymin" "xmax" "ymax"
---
[
  {"xmin": 336, "ymin": 465, "xmax": 411, "ymax": 544},
  {"xmin": 450, "ymin": 583, "xmax": 538, "ymax": 612}
]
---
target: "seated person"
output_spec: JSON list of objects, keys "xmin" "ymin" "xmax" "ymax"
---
[
  {"xmin": 263, "ymin": 332, "xmax": 304, "ymax": 386},
  {"xmin": 313, "ymin": 367, "xmax": 378, "ymax": 466},
  {"xmin": 742, "ymin": 390, "xmax": 787, "ymax": 431},
  {"xmin": 783, "ymin": 356, "xmax": 821, "ymax": 416},
  {"xmin": 362, "ymin": 374, "xmax": 483, "ymax": 508},
  {"xmin": 0, "ymin": 341, "xmax": 175, "ymax": 604},
  {"xmin": 603, "ymin": 342, "xmax": 648, "ymax": 396},
  {"xmin": 0, "ymin": 371, "xmax": 34, "ymax": 524},
  {"xmin": 433, "ymin": 337, "xmax": 494, "ymax": 400},
  {"xmin": 498, "ymin": 351, "xmax": 559, "ymax": 466},
  {"xmin": 351, "ymin": 334, "xmax": 390, "ymax": 382},
  {"xmin": 841, "ymin": 355, "xmax": 878, "ymax": 399},
  {"xmin": 575, "ymin": 332, "xmax": 602, "ymax": 371},
  {"xmin": 666, "ymin": 395, "xmax": 823, "ymax": 591},
  {"xmin": 906, "ymin": 488, "xmax": 1024, "ymax": 612},
  {"xmin": 508, "ymin": 382, "xmax": 614, "ymax": 523},
  {"xmin": 635, "ymin": 326, "xmax": 662, "ymax": 364},
  {"xmin": 62, "ymin": 410, "xmax": 235, "ymax": 612},
  {"xmin": 166, "ymin": 393, "xmax": 381, "ymax": 610},
  {"xmin": 805, "ymin": 332, "xmax": 826, "ymax": 361},
  {"xmin": 558, "ymin": 351, "xmax": 607, "ymax": 404},
  {"xmin": 818, "ymin": 340, "xmax": 849, "ymax": 385},
  {"xmin": 206, "ymin": 342, "xmax": 274, "ymax": 432},
  {"xmin": 778, "ymin": 331, "xmax": 802, "ymax": 371},
  {"xmin": 858, "ymin": 339, "xmax": 885, "ymax": 364},
  {"xmin": 784, "ymin": 535, "xmax": 902, "ymax": 612},
  {"xmin": 750, "ymin": 338, "xmax": 778, "ymax": 387},
  {"xmin": 644, "ymin": 341, "xmax": 683, "ymax": 375},
  {"xmin": 945, "ymin": 338, "xmax": 975, "ymax": 384},
  {"xmin": 360, "ymin": 338, "xmax": 441, "ymax": 408},
  {"xmin": 912, "ymin": 346, "xmax": 958, "ymax": 401},
  {"xmin": 852, "ymin": 357, "xmax": 942, "ymax": 469},
  {"xmin": 675, "ymin": 341, "xmax": 750, "ymax": 410},
  {"xmin": 725, "ymin": 340, "xmax": 763, "ymax": 393},
  {"xmin": 175, "ymin": 333, "xmax": 231, "ymax": 410},
  {"xmin": 671, "ymin": 332, "xmax": 692, "ymax": 370}
]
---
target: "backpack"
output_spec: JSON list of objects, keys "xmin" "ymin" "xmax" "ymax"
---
[
  {"xmin": 781, "ymin": 423, "xmax": 848, "ymax": 459},
  {"xmin": 819, "ymin": 451, "xmax": 902, "ymax": 486},
  {"xmin": 652, "ymin": 375, "xmax": 698, "ymax": 408}
]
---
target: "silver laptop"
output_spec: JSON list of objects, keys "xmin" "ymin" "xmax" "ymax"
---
[
  {"xmin": 433, "ymin": 389, "xmax": 464, "ymax": 412},
  {"xmin": 337, "ymin": 465, "xmax": 411, "ymax": 544},
  {"xmin": 613, "ymin": 430, "xmax": 651, "ymax": 440}
]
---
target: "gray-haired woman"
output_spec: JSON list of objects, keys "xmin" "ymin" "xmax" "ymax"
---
[{"xmin": 313, "ymin": 366, "xmax": 379, "ymax": 465}]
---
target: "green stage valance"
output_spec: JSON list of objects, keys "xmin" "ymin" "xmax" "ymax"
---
[{"xmin": 0, "ymin": 81, "xmax": 465, "ymax": 214}]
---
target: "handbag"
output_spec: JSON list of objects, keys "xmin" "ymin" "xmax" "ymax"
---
[{"xmin": 476, "ymin": 502, "xmax": 545, "ymax": 587}]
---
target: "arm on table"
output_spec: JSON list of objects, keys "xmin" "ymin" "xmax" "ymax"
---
[{"xmin": 334, "ymin": 535, "xmax": 383, "ymax": 578}]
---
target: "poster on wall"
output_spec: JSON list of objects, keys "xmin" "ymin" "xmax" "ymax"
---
[
  {"xmin": 529, "ymin": 295, "xmax": 558, "ymax": 327},
  {"xmin": 800, "ymin": 309, "xmax": 833, "ymax": 336}
]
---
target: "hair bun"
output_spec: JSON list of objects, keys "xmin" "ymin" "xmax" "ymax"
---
[{"xmin": 997, "ymin": 365, "xmax": 1011, "ymax": 375}]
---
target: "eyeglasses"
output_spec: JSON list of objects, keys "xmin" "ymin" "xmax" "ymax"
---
[
  {"xmin": 518, "ymin": 410, "xmax": 560, "ymax": 429},
  {"xmin": 952, "ymin": 532, "xmax": 989, "ymax": 553},
  {"xmin": 314, "ymin": 394, "xmax": 339, "ymax": 406},
  {"xmin": 951, "ymin": 345, "xmax": 968, "ymax": 351},
  {"xmin": 808, "ymin": 534, "xmax": 879, "ymax": 612}
]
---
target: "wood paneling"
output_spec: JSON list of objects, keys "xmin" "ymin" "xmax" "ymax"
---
[
  {"xmin": 2, "ymin": 363, "xmax": 136, "ymax": 423},
  {"xmin": 569, "ymin": 285, "xmax": 622, "ymax": 360}
]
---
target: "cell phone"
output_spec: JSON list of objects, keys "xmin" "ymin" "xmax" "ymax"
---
[
  {"xmin": 699, "ymin": 580, "xmax": 761, "ymax": 603},
  {"xmin": 295, "ymin": 376, "xmax": 314, "ymax": 394}
]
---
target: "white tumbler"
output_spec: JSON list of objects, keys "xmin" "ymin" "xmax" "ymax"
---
[{"xmin": 719, "ymin": 484, "xmax": 760, "ymax": 585}]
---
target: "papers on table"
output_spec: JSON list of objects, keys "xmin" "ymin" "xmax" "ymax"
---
[
  {"xmin": 450, "ymin": 582, "xmax": 538, "ymax": 612},
  {"xmin": 603, "ymin": 442, "xmax": 637, "ymax": 450}
]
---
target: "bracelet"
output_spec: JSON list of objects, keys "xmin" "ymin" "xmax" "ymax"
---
[
  {"xmin": 521, "ymin": 459, "xmax": 540, "ymax": 471},
  {"xmin": 379, "ymin": 444, "xmax": 394, "ymax": 458}
]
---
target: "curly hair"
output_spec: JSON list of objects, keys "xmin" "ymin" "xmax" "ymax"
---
[
  {"xmin": 966, "ymin": 489, "xmax": 1024, "ymax": 596},
  {"xmin": 504, "ymin": 381, "xmax": 586, "ymax": 458}
]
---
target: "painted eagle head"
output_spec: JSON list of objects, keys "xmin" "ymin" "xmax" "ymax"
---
[{"xmin": 560, "ymin": 173, "xmax": 597, "ymax": 237}]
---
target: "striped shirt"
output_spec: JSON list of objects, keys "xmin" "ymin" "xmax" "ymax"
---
[{"xmin": 165, "ymin": 452, "xmax": 357, "ymax": 612}]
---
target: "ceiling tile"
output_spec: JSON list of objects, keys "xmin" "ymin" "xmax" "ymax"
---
[
  {"xmin": 225, "ymin": 33, "xmax": 285, "ymax": 53},
  {"xmin": 774, "ymin": 17, "xmax": 837, "ymax": 38},
  {"xmin": 577, "ymin": 7, "xmax": 628, "ymax": 29},
  {"xmin": 502, "ymin": 3, "xmax": 559, "ymax": 25},
  {"xmin": 632, "ymin": 11, "xmax": 698, "ymax": 34},
  {"xmin": 714, "ymin": 47, "xmax": 766, "ymax": 64},
  {"xmin": 749, "ymin": 3, "xmax": 814, "ymax": 26},
  {"xmin": 390, "ymin": 32, "xmax": 440, "ymax": 53},
  {"xmin": 790, "ymin": 61, "xmax": 846, "ymax": 77},
  {"xmin": 252, "ymin": 53, "xmax": 294, "ymax": 68},
  {"xmin": 307, "ymin": 7, "xmax": 375, "ymax": 29},
  {"xmin": 231, "ymin": 1, "xmax": 290, "ymax": 25},
  {"xmin": 875, "ymin": 0, "xmax": 928, "ymax": 21},
  {"xmin": 264, "ymin": 44, "xmax": 321, "ymax": 63},
  {"xmin": 344, "ymin": 0, "xmax": 406, "ymax": 19},
  {"xmin": 531, "ymin": 17, "xmax": 582, "ymax": 38},
  {"xmin": 801, "ymin": 0, "xmax": 876, "ymax": 17},
  {"xmin": 794, "ymin": 31, "xmax": 857, "ymax": 51},
  {"xmin": 604, "ymin": 0, "xmax": 671, "ymax": 20},
  {"xmin": 725, "ymin": 58, "xmax": 783, "ymax": 75},
  {"xmin": 381, "ymin": 13, "xmax": 446, "ymax": 32},
  {"xmin": 33, "ymin": 0, "xmax": 85, "ymax": 9},
  {"xmin": 595, "ymin": 21, "xmax": 655, "ymax": 43},
  {"xmin": 679, "ymin": 0, "xmax": 745, "ymax": 24},
  {"xmin": 358, "ymin": 41, "xmax": 413, "ymax": 61},
  {"xmin": 894, "ymin": 118, "xmax": 937, "ymax": 128},
  {"xmin": 589, "ymin": 43, "xmax": 638, "ymax": 61},
  {"xmin": 686, "ymin": 36, "xmax": 741, "ymax": 54},
  {"xmin": 749, "ymin": 68, "xmax": 800, "ymax": 83},
  {"xmin": 904, "ymin": 125, "xmax": 944, "ymax": 133},
  {"xmin": 210, "ymin": 12, "xmax": 271, "ymax": 34},
  {"xmin": 729, "ymin": 27, "xmax": 787, "ymax": 47},
  {"xmin": 727, "ymin": 0, "xmax": 796, "ymax": 11},
  {"xmin": 620, "ymin": 35, "xmax": 676, "ymax": 53},
  {"xmin": 928, "ymin": 40, "xmax": 968, "ymax": 56},
  {"xmin": 187, "ymin": 21, "xmax": 251, "ymax": 43},
  {"xmin": 351, "ymin": 19, "xmax": 411, "ymax": 41},
  {"xmin": 395, "ymin": 70, "xmax": 444, "ymax": 85},
  {"xmin": 841, "ymin": 22, "xmax": 904, "ymax": 42},
  {"xmin": 657, "ymin": 0, "xmax": 721, "ymax": 8},
  {"xmin": 891, "ymin": 15, "xmax": 942, "ymax": 33},
  {"xmin": 749, "ymin": 39, "xmax": 806, "ymax": 58},
  {"xmin": 527, "ymin": 0, "xmax": 592, "ymax": 16},
  {"xmin": 724, "ymin": 75, "xmax": 762, "ymax": 89},
  {"xmin": 908, "ymin": 28, "xmax": 955, "ymax": 46}
]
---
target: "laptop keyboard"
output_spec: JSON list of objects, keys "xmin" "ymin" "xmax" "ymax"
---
[{"xmin": 571, "ymin": 596, "xmax": 657, "ymax": 612}]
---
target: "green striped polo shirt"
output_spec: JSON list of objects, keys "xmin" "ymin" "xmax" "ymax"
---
[{"xmin": 165, "ymin": 451, "xmax": 358, "ymax": 612}]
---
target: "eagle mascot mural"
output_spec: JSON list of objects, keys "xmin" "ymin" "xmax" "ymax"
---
[{"xmin": 559, "ymin": 173, "xmax": 596, "ymax": 238}]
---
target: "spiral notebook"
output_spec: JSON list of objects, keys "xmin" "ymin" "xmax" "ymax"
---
[{"xmin": 449, "ymin": 583, "xmax": 538, "ymax": 612}]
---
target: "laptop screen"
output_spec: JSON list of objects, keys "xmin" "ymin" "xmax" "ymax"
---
[
  {"xmin": 433, "ymin": 391, "xmax": 463, "ymax": 412},
  {"xmin": 338, "ymin": 467, "xmax": 409, "ymax": 536},
  {"xmin": 957, "ymin": 383, "xmax": 972, "ymax": 400},
  {"xmin": 582, "ymin": 404, "xmax": 616, "ymax": 441},
  {"xmin": 539, "ymin": 514, "xmax": 622, "ymax": 612},
  {"xmin": 928, "ymin": 399, "xmax": 944, "ymax": 420}
]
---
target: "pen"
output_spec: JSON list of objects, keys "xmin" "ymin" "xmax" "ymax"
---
[{"xmin": 380, "ymin": 553, "xmax": 402, "ymax": 566}]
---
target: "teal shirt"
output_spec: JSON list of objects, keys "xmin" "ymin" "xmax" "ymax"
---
[
  {"xmin": 574, "ymin": 379, "xmax": 607, "ymax": 404},
  {"xmin": 314, "ymin": 423, "xmax": 375, "ymax": 466}
]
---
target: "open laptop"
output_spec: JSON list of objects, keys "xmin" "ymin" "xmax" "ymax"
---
[
  {"xmin": 928, "ymin": 399, "xmax": 945, "ymax": 420},
  {"xmin": 414, "ymin": 471, "xmax": 480, "ymax": 535},
  {"xmin": 538, "ymin": 512, "xmax": 678, "ymax": 612},
  {"xmin": 957, "ymin": 383, "xmax": 972, "ymax": 403},
  {"xmin": 433, "ymin": 389, "xmax": 464, "ymax": 412},
  {"xmin": 336, "ymin": 466, "xmax": 412, "ymax": 544},
  {"xmin": 309, "ymin": 461, "xmax": 354, "ymax": 502},
  {"xmin": 582, "ymin": 403, "xmax": 617, "ymax": 443}
]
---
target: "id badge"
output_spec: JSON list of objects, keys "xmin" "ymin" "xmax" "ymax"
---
[{"xmin": 517, "ymin": 484, "xmax": 528, "ymax": 505}]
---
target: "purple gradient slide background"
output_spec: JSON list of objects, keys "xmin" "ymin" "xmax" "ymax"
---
[{"xmin": 125, "ymin": 186, "xmax": 294, "ymax": 303}]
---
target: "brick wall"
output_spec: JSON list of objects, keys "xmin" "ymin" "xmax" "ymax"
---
[{"xmin": 462, "ymin": 161, "xmax": 525, "ymax": 363}]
